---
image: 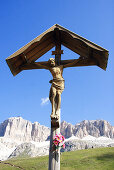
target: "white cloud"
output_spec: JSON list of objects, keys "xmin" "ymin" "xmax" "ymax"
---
[{"xmin": 41, "ymin": 97, "xmax": 49, "ymax": 106}]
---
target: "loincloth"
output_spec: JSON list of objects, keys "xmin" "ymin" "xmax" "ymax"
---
[{"xmin": 49, "ymin": 79, "xmax": 64, "ymax": 100}]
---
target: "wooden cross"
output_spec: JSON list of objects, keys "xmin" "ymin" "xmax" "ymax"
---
[{"xmin": 6, "ymin": 24, "xmax": 108, "ymax": 170}]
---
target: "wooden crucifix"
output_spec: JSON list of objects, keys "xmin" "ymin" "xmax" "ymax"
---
[
  {"xmin": 6, "ymin": 24, "xmax": 109, "ymax": 170},
  {"xmin": 25, "ymin": 31, "xmax": 83, "ymax": 170}
]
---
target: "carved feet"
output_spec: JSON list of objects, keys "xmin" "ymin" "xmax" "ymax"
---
[{"xmin": 50, "ymin": 113, "xmax": 59, "ymax": 119}]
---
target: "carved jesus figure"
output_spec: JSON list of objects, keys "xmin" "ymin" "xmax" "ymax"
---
[
  {"xmin": 48, "ymin": 58, "xmax": 64, "ymax": 118},
  {"xmin": 34, "ymin": 57, "xmax": 80, "ymax": 118}
]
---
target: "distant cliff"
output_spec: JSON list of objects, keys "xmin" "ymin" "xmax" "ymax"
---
[
  {"xmin": 0, "ymin": 117, "xmax": 114, "ymax": 143},
  {"xmin": 61, "ymin": 120, "xmax": 114, "ymax": 138},
  {"xmin": 0, "ymin": 117, "xmax": 50, "ymax": 142},
  {"xmin": 0, "ymin": 117, "xmax": 114, "ymax": 161}
]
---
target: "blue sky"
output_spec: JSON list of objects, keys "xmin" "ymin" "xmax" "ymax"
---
[{"xmin": 0, "ymin": 0, "xmax": 113, "ymax": 127}]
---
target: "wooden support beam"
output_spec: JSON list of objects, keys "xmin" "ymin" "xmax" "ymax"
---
[
  {"xmin": 61, "ymin": 58, "xmax": 98, "ymax": 67},
  {"xmin": 54, "ymin": 28, "xmax": 62, "ymax": 65},
  {"xmin": 9, "ymin": 38, "xmax": 54, "ymax": 71},
  {"xmin": 26, "ymin": 39, "xmax": 55, "ymax": 62}
]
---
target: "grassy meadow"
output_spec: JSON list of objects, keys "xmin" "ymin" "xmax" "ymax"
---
[{"xmin": 0, "ymin": 147, "xmax": 114, "ymax": 170}]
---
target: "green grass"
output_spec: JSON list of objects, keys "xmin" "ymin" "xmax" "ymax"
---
[{"xmin": 0, "ymin": 147, "xmax": 114, "ymax": 170}]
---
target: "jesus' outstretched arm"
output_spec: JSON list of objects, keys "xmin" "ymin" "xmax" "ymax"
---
[
  {"xmin": 63, "ymin": 58, "xmax": 82, "ymax": 68},
  {"xmin": 30, "ymin": 62, "xmax": 49, "ymax": 70},
  {"xmin": 21, "ymin": 61, "xmax": 50, "ymax": 71}
]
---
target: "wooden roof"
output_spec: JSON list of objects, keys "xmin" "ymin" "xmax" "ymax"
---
[{"xmin": 6, "ymin": 24, "xmax": 109, "ymax": 76}]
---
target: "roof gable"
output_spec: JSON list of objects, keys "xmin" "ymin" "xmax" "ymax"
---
[{"xmin": 6, "ymin": 24, "xmax": 109, "ymax": 76}]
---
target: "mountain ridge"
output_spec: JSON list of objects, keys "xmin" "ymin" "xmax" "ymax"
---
[
  {"xmin": 0, "ymin": 117, "xmax": 50, "ymax": 142},
  {"xmin": 0, "ymin": 117, "xmax": 114, "ymax": 161},
  {"xmin": 61, "ymin": 119, "xmax": 114, "ymax": 139},
  {"xmin": 0, "ymin": 117, "xmax": 114, "ymax": 142}
]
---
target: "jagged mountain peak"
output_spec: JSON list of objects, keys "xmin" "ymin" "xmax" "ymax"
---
[
  {"xmin": 0, "ymin": 117, "xmax": 114, "ymax": 161},
  {"xmin": 61, "ymin": 119, "xmax": 114, "ymax": 139},
  {"xmin": 0, "ymin": 117, "xmax": 113, "ymax": 142},
  {"xmin": 76, "ymin": 119, "xmax": 109, "ymax": 125},
  {"xmin": 61, "ymin": 120, "xmax": 73, "ymax": 125},
  {"xmin": 0, "ymin": 117, "xmax": 50, "ymax": 142}
]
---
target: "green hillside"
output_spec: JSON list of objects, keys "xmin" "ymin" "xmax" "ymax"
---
[{"xmin": 0, "ymin": 147, "xmax": 114, "ymax": 170}]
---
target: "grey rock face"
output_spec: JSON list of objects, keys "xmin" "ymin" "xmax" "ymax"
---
[
  {"xmin": 8, "ymin": 142, "xmax": 49, "ymax": 159},
  {"xmin": 63, "ymin": 140, "xmax": 106, "ymax": 152},
  {"xmin": 8, "ymin": 137, "xmax": 114, "ymax": 160},
  {"xmin": 108, "ymin": 143, "xmax": 114, "ymax": 147},
  {"xmin": 31, "ymin": 122, "xmax": 50, "ymax": 142},
  {"xmin": 0, "ymin": 117, "xmax": 114, "ymax": 143},
  {"xmin": 61, "ymin": 120, "xmax": 114, "ymax": 139},
  {"xmin": 60, "ymin": 121, "xmax": 74, "ymax": 138},
  {"xmin": 0, "ymin": 117, "xmax": 114, "ymax": 161},
  {"xmin": 0, "ymin": 117, "xmax": 50, "ymax": 142}
]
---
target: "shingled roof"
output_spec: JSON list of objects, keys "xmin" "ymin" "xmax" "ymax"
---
[{"xmin": 6, "ymin": 24, "xmax": 109, "ymax": 76}]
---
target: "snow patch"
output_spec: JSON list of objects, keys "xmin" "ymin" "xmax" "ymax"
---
[
  {"xmin": 82, "ymin": 135, "xmax": 96, "ymax": 141},
  {"xmin": 30, "ymin": 141, "xmax": 49, "ymax": 147},
  {"xmin": 0, "ymin": 142, "xmax": 15, "ymax": 161},
  {"xmin": 65, "ymin": 135, "xmax": 80, "ymax": 142}
]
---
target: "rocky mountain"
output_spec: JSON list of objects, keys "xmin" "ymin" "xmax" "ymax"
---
[
  {"xmin": 0, "ymin": 117, "xmax": 50, "ymax": 142},
  {"xmin": 63, "ymin": 136, "xmax": 114, "ymax": 152},
  {"xmin": 0, "ymin": 117, "xmax": 114, "ymax": 143},
  {"xmin": 61, "ymin": 120, "xmax": 114, "ymax": 139},
  {"xmin": 0, "ymin": 117, "xmax": 114, "ymax": 161}
]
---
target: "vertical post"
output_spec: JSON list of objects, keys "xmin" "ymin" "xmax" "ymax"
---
[
  {"xmin": 49, "ymin": 28, "xmax": 61, "ymax": 170},
  {"xmin": 54, "ymin": 28, "xmax": 61, "ymax": 66},
  {"xmin": 49, "ymin": 110, "xmax": 60, "ymax": 170}
]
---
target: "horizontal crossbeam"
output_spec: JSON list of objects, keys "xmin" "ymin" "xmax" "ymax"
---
[
  {"xmin": 52, "ymin": 50, "xmax": 63, "ymax": 55},
  {"xmin": 20, "ymin": 58, "xmax": 98, "ymax": 71}
]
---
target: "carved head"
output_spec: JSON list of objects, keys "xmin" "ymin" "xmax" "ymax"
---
[{"xmin": 48, "ymin": 58, "xmax": 55, "ymax": 67}]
